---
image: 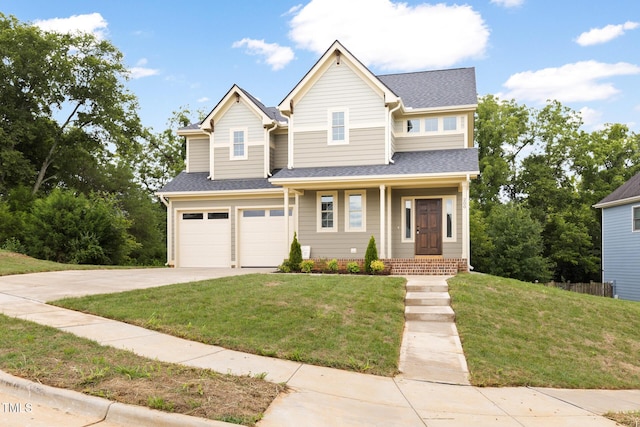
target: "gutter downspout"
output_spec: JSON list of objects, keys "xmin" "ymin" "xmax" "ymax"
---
[
  {"xmin": 266, "ymin": 122, "xmax": 278, "ymax": 177},
  {"xmin": 158, "ymin": 194, "xmax": 169, "ymax": 208},
  {"xmin": 387, "ymin": 101, "xmax": 402, "ymax": 164}
]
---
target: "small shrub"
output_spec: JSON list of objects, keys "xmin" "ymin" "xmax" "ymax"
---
[
  {"xmin": 346, "ymin": 262, "xmax": 360, "ymax": 274},
  {"xmin": 300, "ymin": 260, "xmax": 314, "ymax": 273},
  {"xmin": 278, "ymin": 261, "xmax": 291, "ymax": 273},
  {"xmin": 1, "ymin": 237, "xmax": 26, "ymax": 254},
  {"xmin": 370, "ymin": 260, "xmax": 385, "ymax": 274},
  {"xmin": 288, "ymin": 232, "xmax": 302, "ymax": 272},
  {"xmin": 327, "ymin": 258, "xmax": 339, "ymax": 273},
  {"xmin": 364, "ymin": 235, "xmax": 378, "ymax": 274}
]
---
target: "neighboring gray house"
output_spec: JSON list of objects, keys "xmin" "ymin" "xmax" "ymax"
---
[
  {"xmin": 594, "ymin": 173, "xmax": 640, "ymax": 301},
  {"xmin": 157, "ymin": 41, "xmax": 479, "ymax": 273}
]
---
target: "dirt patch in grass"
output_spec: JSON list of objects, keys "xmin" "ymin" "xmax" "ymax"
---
[
  {"xmin": 1, "ymin": 314, "xmax": 284, "ymax": 426},
  {"xmin": 604, "ymin": 411, "xmax": 640, "ymax": 427}
]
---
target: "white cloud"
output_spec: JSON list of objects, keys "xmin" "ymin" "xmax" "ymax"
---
[
  {"xmin": 128, "ymin": 58, "xmax": 159, "ymax": 79},
  {"xmin": 288, "ymin": 0, "xmax": 489, "ymax": 71},
  {"xmin": 33, "ymin": 13, "xmax": 108, "ymax": 39},
  {"xmin": 576, "ymin": 21, "xmax": 639, "ymax": 46},
  {"xmin": 499, "ymin": 61, "xmax": 640, "ymax": 103},
  {"xmin": 490, "ymin": 0, "xmax": 524, "ymax": 8},
  {"xmin": 283, "ymin": 4, "xmax": 303, "ymax": 16},
  {"xmin": 578, "ymin": 106, "xmax": 603, "ymax": 129},
  {"xmin": 197, "ymin": 97, "xmax": 210, "ymax": 103},
  {"xmin": 232, "ymin": 38, "xmax": 295, "ymax": 71}
]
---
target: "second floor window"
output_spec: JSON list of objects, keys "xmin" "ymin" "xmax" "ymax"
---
[
  {"xmin": 328, "ymin": 109, "xmax": 348, "ymax": 144},
  {"xmin": 407, "ymin": 119, "xmax": 420, "ymax": 133},
  {"xmin": 634, "ymin": 206, "xmax": 640, "ymax": 231},
  {"xmin": 443, "ymin": 117, "xmax": 457, "ymax": 131},
  {"xmin": 231, "ymin": 129, "xmax": 247, "ymax": 159}
]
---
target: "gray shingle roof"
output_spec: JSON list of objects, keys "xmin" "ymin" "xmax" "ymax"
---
[
  {"xmin": 158, "ymin": 172, "xmax": 280, "ymax": 193},
  {"xmin": 596, "ymin": 173, "xmax": 640, "ymax": 206},
  {"xmin": 377, "ymin": 68, "xmax": 477, "ymax": 109},
  {"xmin": 271, "ymin": 149, "xmax": 479, "ymax": 180}
]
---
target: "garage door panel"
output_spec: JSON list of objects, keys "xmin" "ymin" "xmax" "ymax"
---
[
  {"xmin": 240, "ymin": 209, "xmax": 292, "ymax": 267},
  {"xmin": 178, "ymin": 212, "xmax": 230, "ymax": 268}
]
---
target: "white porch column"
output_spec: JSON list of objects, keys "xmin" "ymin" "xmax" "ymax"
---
[
  {"xmin": 284, "ymin": 188, "xmax": 290, "ymax": 254},
  {"xmin": 386, "ymin": 186, "xmax": 392, "ymax": 259},
  {"xmin": 379, "ymin": 184, "xmax": 386, "ymax": 259},
  {"xmin": 461, "ymin": 178, "xmax": 470, "ymax": 268}
]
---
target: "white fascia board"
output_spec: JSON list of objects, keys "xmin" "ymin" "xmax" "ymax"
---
[
  {"xmin": 177, "ymin": 128, "xmax": 209, "ymax": 137},
  {"xmin": 156, "ymin": 188, "xmax": 285, "ymax": 198},
  {"xmin": 269, "ymin": 170, "xmax": 479, "ymax": 186},
  {"xmin": 593, "ymin": 196, "xmax": 640, "ymax": 209},
  {"xmin": 402, "ymin": 104, "xmax": 478, "ymax": 115}
]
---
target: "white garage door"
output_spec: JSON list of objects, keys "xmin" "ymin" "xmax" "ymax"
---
[
  {"xmin": 239, "ymin": 208, "xmax": 293, "ymax": 267},
  {"xmin": 178, "ymin": 212, "xmax": 230, "ymax": 267}
]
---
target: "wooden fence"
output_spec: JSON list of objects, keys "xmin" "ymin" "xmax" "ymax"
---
[{"xmin": 544, "ymin": 281, "xmax": 613, "ymax": 298}]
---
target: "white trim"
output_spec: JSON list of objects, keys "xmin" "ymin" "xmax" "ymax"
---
[
  {"xmin": 316, "ymin": 191, "xmax": 338, "ymax": 232},
  {"xmin": 443, "ymin": 195, "xmax": 457, "ymax": 243},
  {"xmin": 595, "ymin": 195, "xmax": 640, "ymax": 209},
  {"xmin": 379, "ymin": 185, "xmax": 386, "ymax": 258},
  {"xmin": 229, "ymin": 128, "xmax": 248, "ymax": 160},
  {"xmin": 632, "ymin": 205, "xmax": 640, "ymax": 232},
  {"xmin": 461, "ymin": 179, "xmax": 470, "ymax": 263},
  {"xmin": 208, "ymin": 130, "xmax": 215, "ymax": 179},
  {"xmin": 270, "ymin": 171, "xmax": 479, "ymax": 186},
  {"xmin": 397, "ymin": 115, "xmax": 464, "ymax": 137},
  {"xmin": 328, "ymin": 107, "xmax": 349, "ymax": 145},
  {"xmin": 345, "ymin": 189, "xmax": 366, "ymax": 232},
  {"xmin": 401, "ymin": 197, "xmax": 414, "ymax": 243},
  {"xmin": 386, "ymin": 187, "xmax": 392, "ymax": 258}
]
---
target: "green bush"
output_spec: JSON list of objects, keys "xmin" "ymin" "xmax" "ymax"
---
[
  {"xmin": 327, "ymin": 258, "xmax": 339, "ymax": 273},
  {"xmin": 370, "ymin": 260, "xmax": 385, "ymax": 274},
  {"xmin": 364, "ymin": 235, "xmax": 378, "ymax": 274},
  {"xmin": 346, "ymin": 262, "xmax": 360, "ymax": 274},
  {"xmin": 278, "ymin": 261, "xmax": 291, "ymax": 273},
  {"xmin": 300, "ymin": 260, "xmax": 314, "ymax": 273},
  {"xmin": 287, "ymin": 232, "xmax": 302, "ymax": 272}
]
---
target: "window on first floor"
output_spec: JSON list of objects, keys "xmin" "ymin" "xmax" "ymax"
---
[
  {"xmin": 402, "ymin": 198, "xmax": 413, "ymax": 242},
  {"xmin": 445, "ymin": 198, "xmax": 454, "ymax": 239},
  {"xmin": 401, "ymin": 196, "xmax": 456, "ymax": 243},
  {"xmin": 345, "ymin": 190, "xmax": 366, "ymax": 232},
  {"xmin": 633, "ymin": 206, "xmax": 640, "ymax": 231},
  {"xmin": 317, "ymin": 191, "xmax": 338, "ymax": 232}
]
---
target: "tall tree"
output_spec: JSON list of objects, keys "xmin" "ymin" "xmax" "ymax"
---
[{"xmin": 0, "ymin": 13, "xmax": 143, "ymax": 195}]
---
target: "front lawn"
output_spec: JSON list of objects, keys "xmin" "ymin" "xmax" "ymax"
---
[
  {"xmin": 449, "ymin": 273, "xmax": 640, "ymax": 389},
  {"xmin": 54, "ymin": 274, "xmax": 407, "ymax": 376},
  {"xmin": 0, "ymin": 250, "xmax": 124, "ymax": 276}
]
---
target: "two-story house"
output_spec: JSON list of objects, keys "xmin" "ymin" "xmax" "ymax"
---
[{"xmin": 157, "ymin": 41, "xmax": 479, "ymax": 274}]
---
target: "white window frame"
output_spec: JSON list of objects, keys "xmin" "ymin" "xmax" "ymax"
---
[
  {"xmin": 345, "ymin": 190, "xmax": 366, "ymax": 232},
  {"xmin": 399, "ymin": 116, "xmax": 462, "ymax": 135},
  {"xmin": 230, "ymin": 128, "xmax": 248, "ymax": 160},
  {"xmin": 443, "ymin": 196, "xmax": 457, "ymax": 242},
  {"xmin": 328, "ymin": 108, "xmax": 349, "ymax": 145},
  {"xmin": 424, "ymin": 117, "xmax": 439, "ymax": 133},
  {"xmin": 317, "ymin": 191, "xmax": 338, "ymax": 232},
  {"xmin": 443, "ymin": 116, "xmax": 458, "ymax": 132},
  {"xmin": 401, "ymin": 197, "xmax": 414, "ymax": 243},
  {"xmin": 406, "ymin": 119, "xmax": 420, "ymax": 134},
  {"xmin": 633, "ymin": 205, "xmax": 640, "ymax": 232}
]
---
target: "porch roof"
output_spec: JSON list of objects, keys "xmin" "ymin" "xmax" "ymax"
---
[
  {"xmin": 270, "ymin": 148, "xmax": 479, "ymax": 181},
  {"xmin": 157, "ymin": 172, "xmax": 279, "ymax": 194}
]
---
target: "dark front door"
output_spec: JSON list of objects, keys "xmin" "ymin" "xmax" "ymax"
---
[{"xmin": 415, "ymin": 199, "xmax": 442, "ymax": 255}]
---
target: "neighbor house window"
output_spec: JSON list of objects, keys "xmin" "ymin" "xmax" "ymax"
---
[
  {"xmin": 407, "ymin": 119, "xmax": 420, "ymax": 133},
  {"xmin": 329, "ymin": 109, "xmax": 348, "ymax": 144},
  {"xmin": 425, "ymin": 118, "xmax": 439, "ymax": 132},
  {"xmin": 345, "ymin": 190, "xmax": 366, "ymax": 232},
  {"xmin": 317, "ymin": 191, "xmax": 338, "ymax": 232},
  {"xmin": 443, "ymin": 117, "xmax": 457, "ymax": 131},
  {"xmin": 402, "ymin": 198, "xmax": 413, "ymax": 242},
  {"xmin": 634, "ymin": 206, "xmax": 640, "ymax": 231},
  {"xmin": 231, "ymin": 129, "xmax": 247, "ymax": 159}
]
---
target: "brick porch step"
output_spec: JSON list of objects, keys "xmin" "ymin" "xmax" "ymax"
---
[
  {"xmin": 405, "ymin": 305, "xmax": 455, "ymax": 322},
  {"xmin": 406, "ymin": 283, "xmax": 449, "ymax": 293},
  {"xmin": 405, "ymin": 291, "xmax": 451, "ymax": 306}
]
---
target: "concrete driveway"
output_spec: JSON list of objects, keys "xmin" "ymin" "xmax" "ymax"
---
[{"xmin": 0, "ymin": 267, "xmax": 273, "ymax": 302}]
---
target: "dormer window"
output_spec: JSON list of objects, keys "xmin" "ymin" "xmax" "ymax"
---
[
  {"xmin": 230, "ymin": 128, "xmax": 248, "ymax": 160},
  {"xmin": 407, "ymin": 119, "xmax": 420, "ymax": 133},
  {"xmin": 443, "ymin": 117, "xmax": 457, "ymax": 131},
  {"xmin": 425, "ymin": 118, "xmax": 439, "ymax": 132},
  {"xmin": 328, "ymin": 108, "xmax": 349, "ymax": 144}
]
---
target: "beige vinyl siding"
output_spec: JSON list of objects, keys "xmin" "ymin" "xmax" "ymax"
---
[
  {"xmin": 297, "ymin": 189, "xmax": 380, "ymax": 259},
  {"xmin": 214, "ymin": 145, "xmax": 264, "ymax": 179},
  {"xmin": 395, "ymin": 134, "xmax": 465, "ymax": 152},
  {"xmin": 391, "ymin": 188, "xmax": 462, "ymax": 258},
  {"xmin": 215, "ymin": 101, "xmax": 264, "ymax": 142},
  {"xmin": 187, "ymin": 138, "xmax": 209, "ymax": 172},
  {"xmin": 292, "ymin": 60, "xmax": 386, "ymax": 167},
  {"xmin": 294, "ymin": 127, "xmax": 385, "ymax": 167},
  {"xmin": 272, "ymin": 133, "xmax": 288, "ymax": 170},
  {"xmin": 171, "ymin": 196, "xmax": 292, "ymax": 264}
]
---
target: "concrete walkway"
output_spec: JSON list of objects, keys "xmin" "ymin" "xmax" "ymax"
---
[{"xmin": 0, "ymin": 270, "xmax": 638, "ymax": 426}]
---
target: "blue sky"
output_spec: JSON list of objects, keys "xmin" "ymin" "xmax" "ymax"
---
[{"xmin": 3, "ymin": 0, "xmax": 640, "ymax": 133}]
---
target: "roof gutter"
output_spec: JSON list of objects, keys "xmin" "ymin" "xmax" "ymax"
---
[
  {"xmin": 593, "ymin": 195, "xmax": 640, "ymax": 209},
  {"xmin": 387, "ymin": 100, "xmax": 402, "ymax": 164},
  {"xmin": 157, "ymin": 193, "xmax": 169, "ymax": 207}
]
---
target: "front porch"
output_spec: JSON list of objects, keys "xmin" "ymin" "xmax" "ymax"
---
[{"xmin": 310, "ymin": 257, "xmax": 468, "ymax": 275}]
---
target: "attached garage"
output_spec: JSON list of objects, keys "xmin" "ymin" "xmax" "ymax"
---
[
  {"xmin": 178, "ymin": 211, "xmax": 231, "ymax": 267},
  {"xmin": 239, "ymin": 208, "xmax": 293, "ymax": 267}
]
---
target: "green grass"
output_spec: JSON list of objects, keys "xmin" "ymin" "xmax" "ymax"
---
[
  {"xmin": 53, "ymin": 274, "xmax": 407, "ymax": 376},
  {"xmin": 0, "ymin": 314, "xmax": 282, "ymax": 425},
  {"xmin": 0, "ymin": 250, "xmax": 126, "ymax": 276},
  {"xmin": 449, "ymin": 273, "xmax": 640, "ymax": 389}
]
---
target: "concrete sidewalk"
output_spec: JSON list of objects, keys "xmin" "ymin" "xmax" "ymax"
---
[{"xmin": 0, "ymin": 270, "xmax": 637, "ymax": 426}]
